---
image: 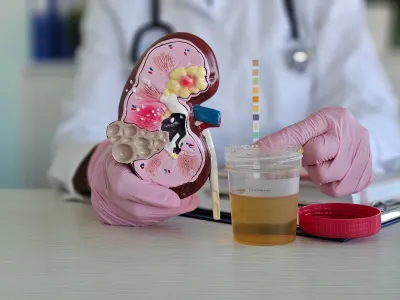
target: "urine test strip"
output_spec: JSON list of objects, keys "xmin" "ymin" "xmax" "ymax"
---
[
  {"xmin": 252, "ymin": 59, "xmax": 260, "ymax": 143},
  {"xmin": 252, "ymin": 59, "xmax": 261, "ymax": 179}
]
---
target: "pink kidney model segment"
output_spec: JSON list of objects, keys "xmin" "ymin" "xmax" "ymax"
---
[
  {"xmin": 121, "ymin": 39, "xmax": 209, "ymax": 187},
  {"xmin": 106, "ymin": 34, "xmax": 221, "ymax": 219}
]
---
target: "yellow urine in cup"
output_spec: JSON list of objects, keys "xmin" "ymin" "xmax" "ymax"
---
[{"xmin": 229, "ymin": 191, "xmax": 298, "ymax": 246}]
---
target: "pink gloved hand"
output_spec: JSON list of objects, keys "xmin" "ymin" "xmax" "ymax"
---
[
  {"xmin": 256, "ymin": 107, "xmax": 373, "ymax": 197},
  {"xmin": 87, "ymin": 140, "xmax": 199, "ymax": 226}
]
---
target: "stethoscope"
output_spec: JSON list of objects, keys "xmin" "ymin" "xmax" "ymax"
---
[{"xmin": 129, "ymin": 0, "xmax": 309, "ymax": 73}]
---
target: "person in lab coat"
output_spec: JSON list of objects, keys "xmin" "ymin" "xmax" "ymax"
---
[{"xmin": 48, "ymin": 0, "xmax": 400, "ymax": 226}]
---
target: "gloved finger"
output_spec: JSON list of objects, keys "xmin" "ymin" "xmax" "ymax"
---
[
  {"xmin": 306, "ymin": 160, "xmax": 338, "ymax": 184},
  {"xmin": 319, "ymin": 180, "xmax": 361, "ymax": 198},
  {"xmin": 105, "ymin": 152, "xmax": 181, "ymax": 209},
  {"xmin": 256, "ymin": 111, "xmax": 329, "ymax": 148},
  {"xmin": 319, "ymin": 156, "xmax": 373, "ymax": 198},
  {"xmin": 116, "ymin": 171, "xmax": 181, "ymax": 208},
  {"xmin": 302, "ymin": 133, "xmax": 339, "ymax": 166},
  {"xmin": 179, "ymin": 193, "xmax": 200, "ymax": 214},
  {"xmin": 319, "ymin": 181, "xmax": 343, "ymax": 198},
  {"xmin": 300, "ymin": 167, "xmax": 310, "ymax": 179},
  {"xmin": 306, "ymin": 149, "xmax": 352, "ymax": 185},
  {"xmin": 150, "ymin": 194, "xmax": 200, "ymax": 218},
  {"xmin": 118, "ymin": 194, "xmax": 200, "ymax": 226}
]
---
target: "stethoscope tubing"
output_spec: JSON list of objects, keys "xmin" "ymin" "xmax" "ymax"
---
[
  {"xmin": 129, "ymin": 0, "xmax": 308, "ymax": 72},
  {"xmin": 130, "ymin": 0, "xmax": 174, "ymax": 63}
]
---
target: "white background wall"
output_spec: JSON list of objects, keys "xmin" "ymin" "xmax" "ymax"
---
[{"xmin": 0, "ymin": 0, "xmax": 28, "ymax": 188}]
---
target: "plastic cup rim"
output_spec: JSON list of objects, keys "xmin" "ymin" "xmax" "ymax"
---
[{"xmin": 225, "ymin": 144, "xmax": 303, "ymax": 171}]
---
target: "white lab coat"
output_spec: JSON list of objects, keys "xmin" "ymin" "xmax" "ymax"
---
[{"xmin": 48, "ymin": 0, "xmax": 400, "ymax": 199}]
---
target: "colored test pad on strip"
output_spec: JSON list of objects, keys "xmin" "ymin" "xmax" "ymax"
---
[
  {"xmin": 252, "ymin": 59, "xmax": 261, "ymax": 179},
  {"xmin": 252, "ymin": 59, "xmax": 260, "ymax": 143}
]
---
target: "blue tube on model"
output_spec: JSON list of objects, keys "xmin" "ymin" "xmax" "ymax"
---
[{"xmin": 193, "ymin": 105, "xmax": 221, "ymax": 126}]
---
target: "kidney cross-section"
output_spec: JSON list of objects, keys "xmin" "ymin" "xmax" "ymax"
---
[{"xmin": 107, "ymin": 34, "xmax": 221, "ymax": 199}]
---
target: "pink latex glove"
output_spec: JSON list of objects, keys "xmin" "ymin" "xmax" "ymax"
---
[
  {"xmin": 256, "ymin": 107, "xmax": 373, "ymax": 197},
  {"xmin": 87, "ymin": 140, "xmax": 199, "ymax": 226}
]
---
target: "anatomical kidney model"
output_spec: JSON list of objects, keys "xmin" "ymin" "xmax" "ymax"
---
[{"xmin": 106, "ymin": 32, "xmax": 221, "ymax": 219}]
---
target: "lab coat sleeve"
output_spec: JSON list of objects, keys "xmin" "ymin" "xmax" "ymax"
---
[
  {"xmin": 48, "ymin": 0, "xmax": 131, "ymax": 200},
  {"xmin": 311, "ymin": 0, "xmax": 400, "ymax": 175}
]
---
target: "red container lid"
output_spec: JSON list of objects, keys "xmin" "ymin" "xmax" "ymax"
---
[{"xmin": 298, "ymin": 203, "xmax": 381, "ymax": 239}]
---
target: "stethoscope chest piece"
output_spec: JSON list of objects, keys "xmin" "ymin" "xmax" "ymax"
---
[
  {"xmin": 283, "ymin": 0, "xmax": 309, "ymax": 73},
  {"xmin": 286, "ymin": 44, "xmax": 309, "ymax": 73}
]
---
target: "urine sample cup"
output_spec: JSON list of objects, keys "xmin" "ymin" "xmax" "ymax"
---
[{"xmin": 225, "ymin": 144, "xmax": 303, "ymax": 246}]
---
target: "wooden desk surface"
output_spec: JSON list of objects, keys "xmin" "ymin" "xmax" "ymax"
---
[{"xmin": 1, "ymin": 189, "xmax": 400, "ymax": 300}]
